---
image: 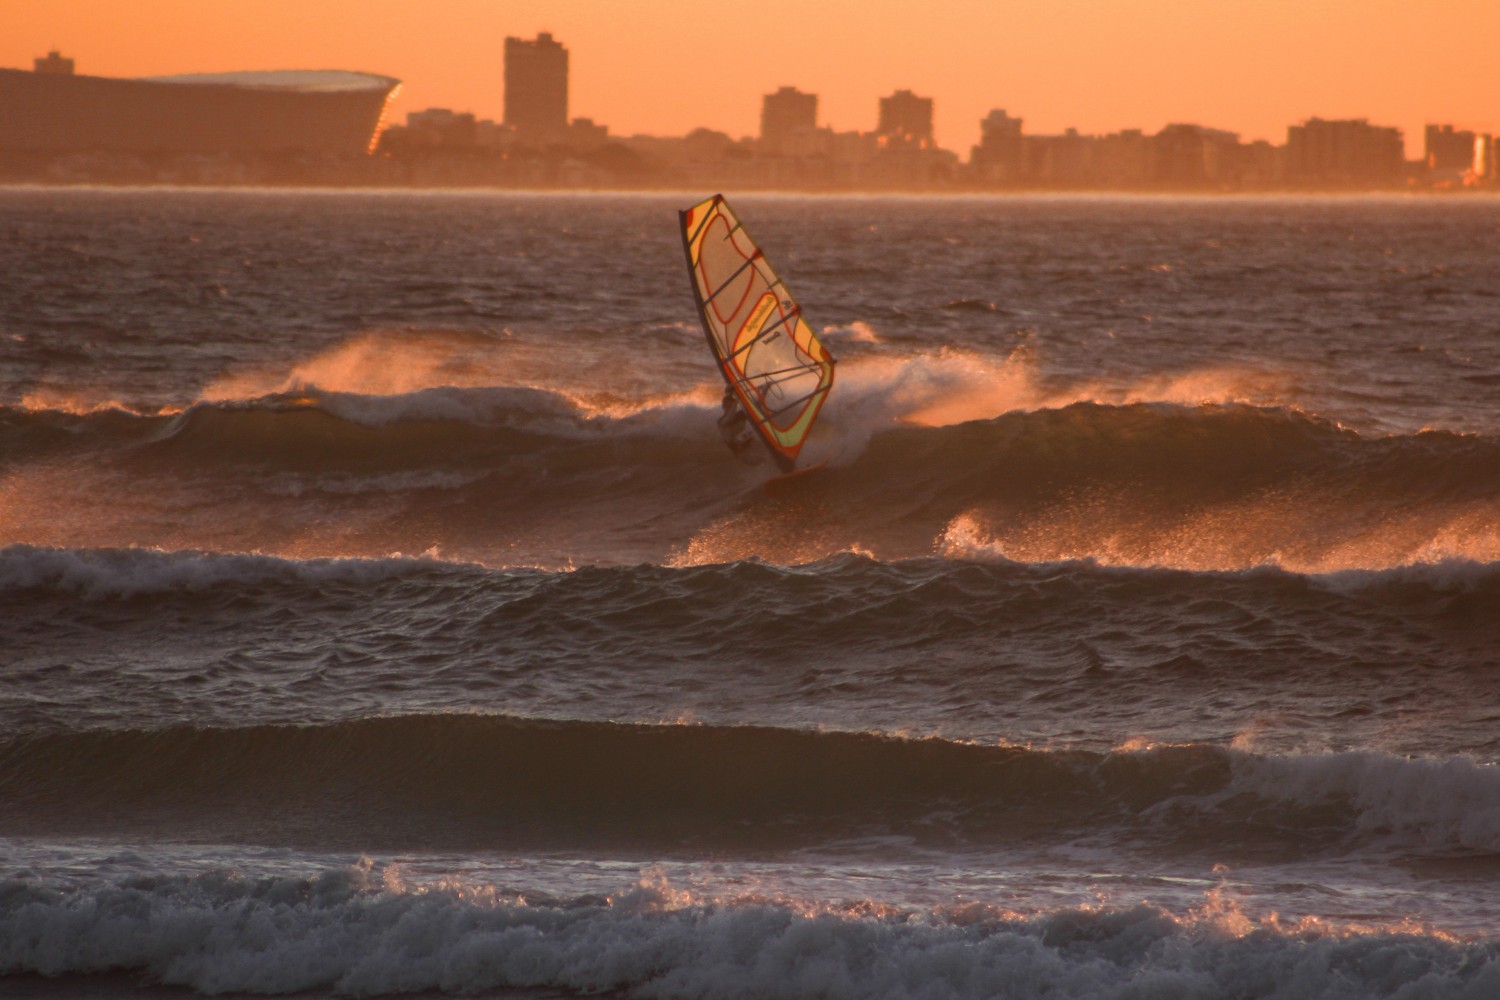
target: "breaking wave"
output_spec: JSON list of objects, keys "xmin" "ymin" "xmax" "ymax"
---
[
  {"xmin": 3, "ymin": 715, "xmax": 1499, "ymax": 859},
  {"xmin": 4, "ymin": 363, "xmax": 1500, "ymax": 570},
  {"xmin": 4, "ymin": 863, "xmax": 1499, "ymax": 999}
]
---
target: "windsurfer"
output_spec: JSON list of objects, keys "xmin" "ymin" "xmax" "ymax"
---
[{"xmin": 717, "ymin": 387, "xmax": 762, "ymax": 463}]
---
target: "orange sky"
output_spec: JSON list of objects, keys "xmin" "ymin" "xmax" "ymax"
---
[{"xmin": 5, "ymin": 0, "xmax": 1497, "ymax": 157}]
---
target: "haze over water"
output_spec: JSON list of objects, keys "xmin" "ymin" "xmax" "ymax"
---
[{"xmin": 2, "ymin": 188, "xmax": 1499, "ymax": 998}]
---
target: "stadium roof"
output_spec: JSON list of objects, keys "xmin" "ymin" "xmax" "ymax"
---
[{"xmin": 140, "ymin": 70, "xmax": 399, "ymax": 93}]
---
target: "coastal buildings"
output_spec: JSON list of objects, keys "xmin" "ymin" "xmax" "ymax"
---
[
  {"xmin": 503, "ymin": 32, "xmax": 568, "ymax": 142},
  {"xmin": 759, "ymin": 87, "xmax": 817, "ymax": 155},
  {"xmin": 1284, "ymin": 118, "xmax": 1405, "ymax": 187},
  {"xmin": 1426, "ymin": 124, "xmax": 1475, "ymax": 172},
  {"xmin": 970, "ymin": 110, "xmax": 1024, "ymax": 182},
  {"xmin": 1475, "ymin": 134, "xmax": 1497, "ymax": 184},
  {"xmin": 877, "ymin": 90, "xmax": 935, "ymax": 148},
  {"xmin": 3, "ymin": 34, "xmax": 1493, "ymax": 191},
  {"xmin": 33, "ymin": 50, "xmax": 74, "ymax": 75}
]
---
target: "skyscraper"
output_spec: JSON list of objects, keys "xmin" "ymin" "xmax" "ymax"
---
[
  {"xmin": 971, "ymin": 109, "xmax": 1023, "ymax": 179},
  {"xmin": 877, "ymin": 90, "xmax": 934, "ymax": 147},
  {"xmin": 1285, "ymin": 118, "xmax": 1404, "ymax": 186},
  {"xmin": 760, "ymin": 86, "xmax": 817, "ymax": 153},
  {"xmin": 1475, "ymin": 135, "xmax": 1497, "ymax": 183},
  {"xmin": 504, "ymin": 33, "xmax": 568, "ymax": 137},
  {"xmin": 1425, "ymin": 124, "xmax": 1476, "ymax": 173}
]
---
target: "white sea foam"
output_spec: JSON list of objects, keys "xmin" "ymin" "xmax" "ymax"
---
[
  {"xmin": 1, "ymin": 865, "xmax": 1495, "ymax": 998},
  {"xmin": 1227, "ymin": 749, "xmax": 1500, "ymax": 854},
  {"xmin": 197, "ymin": 383, "xmax": 724, "ymax": 443},
  {"xmin": 1312, "ymin": 557, "xmax": 1500, "ymax": 594},
  {"xmin": 822, "ymin": 320, "xmax": 884, "ymax": 344},
  {"xmin": 938, "ymin": 508, "xmax": 1500, "ymax": 578},
  {"xmin": 196, "ymin": 329, "xmax": 519, "ymax": 402},
  {"xmin": 313, "ymin": 384, "xmax": 582, "ymax": 428},
  {"xmin": 938, "ymin": 511, "xmax": 1500, "ymax": 582}
]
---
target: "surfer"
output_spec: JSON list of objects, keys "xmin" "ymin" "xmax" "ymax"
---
[{"xmin": 717, "ymin": 387, "xmax": 762, "ymax": 463}]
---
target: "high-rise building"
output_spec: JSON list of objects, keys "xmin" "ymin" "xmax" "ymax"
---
[
  {"xmin": 760, "ymin": 86, "xmax": 817, "ymax": 153},
  {"xmin": 970, "ymin": 109, "xmax": 1023, "ymax": 181},
  {"xmin": 1425, "ymin": 124, "xmax": 1476, "ymax": 172},
  {"xmin": 34, "ymin": 50, "xmax": 74, "ymax": 75},
  {"xmin": 504, "ymin": 32, "xmax": 568, "ymax": 137},
  {"xmin": 877, "ymin": 90, "xmax": 934, "ymax": 147},
  {"xmin": 1152, "ymin": 123, "xmax": 1241, "ymax": 185},
  {"xmin": 404, "ymin": 108, "xmax": 478, "ymax": 147},
  {"xmin": 1285, "ymin": 118, "xmax": 1404, "ymax": 187},
  {"xmin": 1476, "ymin": 135, "xmax": 1496, "ymax": 182}
]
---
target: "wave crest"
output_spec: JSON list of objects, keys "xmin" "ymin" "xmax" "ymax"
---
[
  {"xmin": 3, "ymin": 716, "xmax": 1498, "ymax": 858},
  {"xmin": 2, "ymin": 859, "xmax": 1497, "ymax": 998},
  {"xmin": 6, "ymin": 369, "xmax": 1500, "ymax": 571}
]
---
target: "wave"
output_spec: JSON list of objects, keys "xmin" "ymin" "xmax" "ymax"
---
[
  {"xmin": 1, "ymin": 382, "xmax": 728, "ymax": 480},
  {"xmin": 4, "ymin": 862, "xmax": 1498, "ymax": 998},
  {"xmin": 5, "ymin": 863, "xmax": 1494, "ymax": 1000},
  {"xmin": 679, "ymin": 400, "xmax": 1500, "ymax": 570},
  {"xmin": 4, "ymin": 544, "xmax": 1495, "ymax": 755},
  {"xmin": 9, "ymin": 541, "xmax": 1498, "ymax": 599},
  {"xmin": 2, "ymin": 715, "xmax": 1497, "ymax": 858},
  {"xmin": 4, "ymin": 376, "xmax": 1500, "ymax": 569},
  {"xmin": 0, "ymin": 544, "xmax": 472, "ymax": 599},
  {"xmin": 3, "ymin": 545, "xmax": 1495, "ymax": 752}
]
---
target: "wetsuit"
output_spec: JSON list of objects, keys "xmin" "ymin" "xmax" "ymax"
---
[{"xmin": 717, "ymin": 390, "xmax": 761, "ymax": 462}]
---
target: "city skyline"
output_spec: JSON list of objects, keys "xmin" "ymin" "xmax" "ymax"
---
[
  {"xmin": 5, "ymin": 35, "xmax": 1492, "ymax": 191},
  {"xmin": 5, "ymin": 0, "xmax": 1498, "ymax": 160}
]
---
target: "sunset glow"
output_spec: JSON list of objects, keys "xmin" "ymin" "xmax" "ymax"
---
[{"xmin": 6, "ymin": 0, "xmax": 1497, "ymax": 156}]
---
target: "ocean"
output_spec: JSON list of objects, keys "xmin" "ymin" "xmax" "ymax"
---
[{"xmin": 2, "ymin": 188, "xmax": 1498, "ymax": 999}]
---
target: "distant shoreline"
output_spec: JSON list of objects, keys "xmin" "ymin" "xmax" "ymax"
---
[{"xmin": 4, "ymin": 181, "xmax": 1495, "ymax": 199}]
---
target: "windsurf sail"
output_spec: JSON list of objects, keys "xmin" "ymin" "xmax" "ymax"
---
[{"xmin": 680, "ymin": 194, "xmax": 835, "ymax": 472}]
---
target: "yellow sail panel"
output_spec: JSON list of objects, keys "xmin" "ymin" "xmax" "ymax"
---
[{"xmin": 679, "ymin": 194, "xmax": 835, "ymax": 470}]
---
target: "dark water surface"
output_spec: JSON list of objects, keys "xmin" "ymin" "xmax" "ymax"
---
[{"xmin": 2, "ymin": 189, "xmax": 1499, "ymax": 998}]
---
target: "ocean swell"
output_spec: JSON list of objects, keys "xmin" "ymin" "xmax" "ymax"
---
[
  {"xmin": 3, "ymin": 546, "xmax": 1495, "ymax": 752},
  {"xmin": 3, "ymin": 716, "xmax": 1498, "ymax": 859},
  {"xmin": 5, "ymin": 392, "xmax": 1500, "ymax": 569}
]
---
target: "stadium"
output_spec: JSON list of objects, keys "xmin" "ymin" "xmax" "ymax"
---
[{"xmin": 0, "ymin": 55, "xmax": 399, "ymax": 156}]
